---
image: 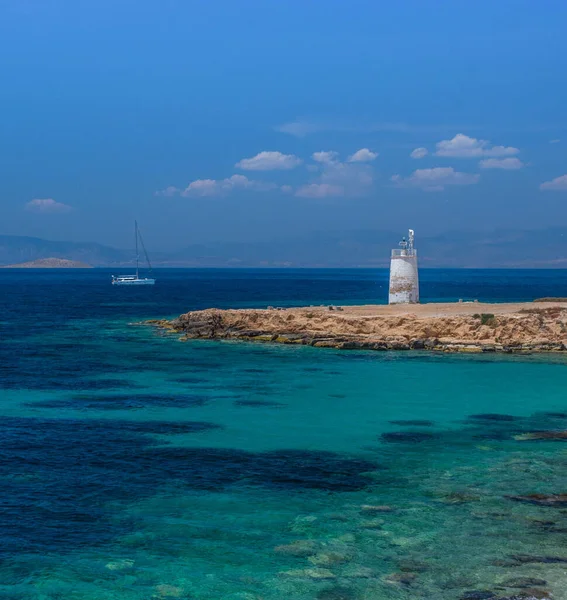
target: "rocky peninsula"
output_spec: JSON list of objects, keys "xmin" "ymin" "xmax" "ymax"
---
[
  {"xmin": 149, "ymin": 301, "xmax": 567, "ymax": 353},
  {"xmin": 1, "ymin": 257, "xmax": 92, "ymax": 268}
]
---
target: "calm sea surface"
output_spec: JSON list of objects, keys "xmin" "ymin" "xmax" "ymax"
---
[{"xmin": 3, "ymin": 269, "xmax": 567, "ymax": 600}]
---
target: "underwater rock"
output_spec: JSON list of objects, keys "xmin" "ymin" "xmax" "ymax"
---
[
  {"xmin": 508, "ymin": 553, "xmax": 567, "ymax": 564},
  {"xmin": 498, "ymin": 592, "xmax": 552, "ymax": 600},
  {"xmin": 440, "ymin": 491, "xmax": 482, "ymax": 504},
  {"xmin": 308, "ymin": 552, "xmax": 350, "ymax": 567},
  {"xmin": 360, "ymin": 504, "xmax": 394, "ymax": 513},
  {"xmin": 380, "ymin": 431, "xmax": 438, "ymax": 443},
  {"xmin": 514, "ymin": 431, "xmax": 567, "ymax": 441},
  {"xmin": 105, "ymin": 559, "xmax": 134, "ymax": 571},
  {"xmin": 460, "ymin": 592, "xmax": 497, "ymax": 600},
  {"xmin": 341, "ymin": 566, "xmax": 376, "ymax": 579},
  {"xmin": 334, "ymin": 533, "xmax": 356, "ymax": 543},
  {"xmin": 153, "ymin": 584, "xmax": 185, "ymax": 598},
  {"xmin": 316, "ymin": 586, "xmax": 358, "ymax": 600},
  {"xmin": 274, "ymin": 540, "xmax": 318, "ymax": 557},
  {"xmin": 506, "ymin": 493, "xmax": 567, "ymax": 507},
  {"xmin": 501, "ymin": 578, "xmax": 548, "ymax": 588},
  {"xmin": 326, "ymin": 512, "xmax": 350, "ymax": 521},
  {"xmin": 384, "ymin": 571, "xmax": 417, "ymax": 586},
  {"xmin": 396, "ymin": 559, "xmax": 429, "ymax": 573},
  {"xmin": 358, "ymin": 518, "xmax": 384, "ymax": 529},
  {"xmin": 280, "ymin": 568, "xmax": 336, "ymax": 580}
]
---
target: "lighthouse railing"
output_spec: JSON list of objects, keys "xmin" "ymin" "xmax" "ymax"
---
[{"xmin": 391, "ymin": 249, "xmax": 417, "ymax": 258}]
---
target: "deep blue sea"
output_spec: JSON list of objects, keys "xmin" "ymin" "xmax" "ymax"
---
[{"xmin": 3, "ymin": 268, "xmax": 567, "ymax": 600}]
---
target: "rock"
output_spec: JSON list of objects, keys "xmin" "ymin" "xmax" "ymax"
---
[
  {"xmin": 280, "ymin": 568, "xmax": 336, "ymax": 580},
  {"xmin": 460, "ymin": 592, "xmax": 497, "ymax": 600},
  {"xmin": 342, "ymin": 566, "xmax": 376, "ymax": 579},
  {"xmin": 509, "ymin": 553, "xmax": 567, "ymax": 564},
  {"xmin": 326, "ymin": 512, "xmax": 350, "ymax": 521},
  {"xmin": 274, "ymin": 540, "xmax": 318, "ymax": 557},
  {"xmin": 506, "ymin": 493, "xmax": 567, "ymax": 507},
  {"xmin": 336, "ymin": 533, "xmax": 356, "ymax": 543},
  {"xmin": 501, "ymin": 578, "xmax": 548, "ymax": 588},
  {"xmin": 499, "ymin": 592, "xmax": 552, "ymax": 600},
  {"xmin": 105, "ymin": 559, "xmax": 134, "ymax": 570},
  {"xmin": 360, "ymin": 504, "xmax": 394, "ymax": 513},
  {"xmin": 294, "ymin": 515, "xmax": 318, "ymax": 524},
  {"xmin": 514, "ymin": 431, "xmax": 567, "ymax": 441},
  {"xmin": 308, "ymin": 552, "xmax": 350, "ymax": 567},
  {"xmin": 440, "ymin": 491, "xmax": 481, "ymax": 504},
  {"xmin": 316, "ymin": 586, "xmax": 358, "ymax": 600},
  {"xmin": 358, "ymin": 518, "xmax": 384, "ymax": 529},
  {"xmin": 396, "ymin": 559, "xmax": 429, "ymax": 573},
  {"xmin": 153, "ymin": 584, "xmax": 185, "ymax": 598},
  {"xmin": 384, "ymin": 572, "xmax": 417, "ymax": 586}
]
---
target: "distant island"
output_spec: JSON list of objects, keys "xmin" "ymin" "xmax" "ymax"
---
[
  {"xmin": 2, "ymin": 257, "xmax": 92, "ymax": 269},
  {"xmin": 149, "ymin": 301, "xmax": 567, "ymax": 354}
]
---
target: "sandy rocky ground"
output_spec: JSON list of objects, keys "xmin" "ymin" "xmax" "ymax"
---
[{"xmin": 149, "ymin": 301, "xmax": 567, "ymax": 353}]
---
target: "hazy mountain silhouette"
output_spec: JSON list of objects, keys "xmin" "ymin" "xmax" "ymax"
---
[{"xmin": 0, "ymin": 229, "xmax": 566, "ymax": 268}]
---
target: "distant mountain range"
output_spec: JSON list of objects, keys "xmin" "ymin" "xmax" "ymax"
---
[{"xmin": 1, "ymin": 230, "xmax": 566, "ymax": 268}]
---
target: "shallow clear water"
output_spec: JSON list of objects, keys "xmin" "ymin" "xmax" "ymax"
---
[{"xmin": 3, "ymin": 269, "xmax": 567, "ymax": 600}]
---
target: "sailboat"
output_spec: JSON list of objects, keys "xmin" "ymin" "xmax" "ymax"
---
[{"xmin": 111, "ymin": 221, "xmax": 156, "ymax": 285}]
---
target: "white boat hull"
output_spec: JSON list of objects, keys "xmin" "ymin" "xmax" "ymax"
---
[{"xmin": 112, "ymin": 277, "xmax": 156, "ymax": 286}]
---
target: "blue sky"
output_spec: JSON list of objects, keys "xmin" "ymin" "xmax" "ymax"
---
[{"xmin": 1, "ymin": 0, "xmax": 567, "ymax": 250}]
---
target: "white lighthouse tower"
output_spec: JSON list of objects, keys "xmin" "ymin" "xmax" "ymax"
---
[{"xmin": 388, "ymin": 229, "xmax": 419, "ymax": 304}]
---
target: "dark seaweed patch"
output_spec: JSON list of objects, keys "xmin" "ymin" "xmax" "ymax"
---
[
  {"xmin": 172, "ymin": 376, "xmax": 211, "ymax": 384},
  {"xmin": 468, "ymin": 414, "xmax": 522, "ymax": 422},
  {"xmin": 389, "ymin": 420, "xmax": 435, "ymax": 427},
  {"xmin": 536, "ymin": 412, "xmax": 567, "ymax": 419},
  {"xmin": 381, "ymin": 431, "xmax": 439, "ymax": 444},
  {"xmin": 234, "ymin": 400, "xmax": 286, "ymax": 408},
  {"xmin": 0, "ymin": 415, "xmax": 377, "ymax": 556},
  {"xmin": 1, "ymin": 376, "xmax": 139, "ymax": 391},
  {"xmin": 27, "ymin": 393, "xmax": 210, "ymax": 411}
]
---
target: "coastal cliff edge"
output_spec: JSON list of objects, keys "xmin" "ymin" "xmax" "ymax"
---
[{"xmin": 149, "ymin": 302, "xmax": 567, "ymax": 353}]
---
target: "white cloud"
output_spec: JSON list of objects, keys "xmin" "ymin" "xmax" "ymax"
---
[
  {"xmin": 348, "ymin": 148, "xmax": 378, "ymax": 163},
  {"xmin": 540, "ymin": 174, "xmax": 567, "ymax": 191},
  {"xmin": 235, "ymin": 151, "xmax": 302, "ymax": 171},
  {"xmin": 295, "ymin": 183, "xmax": 344, "ymax": 198},
  {"xmin": 479, "ymin": 158, "xmax": 525, "ymax": 170},
  {"xmin": 25, "ymin": 198, "xmax": 73, "ymax": 213},
  {"xmin": 435, "ymin": 133, "xmax": 519, "ymax": 158},
  {"xmin": 305, "ymin": 150, "xmax": 376, "ymax": 197},
  {"xmin": 550, "ymin": 139, "xmax": 561, "ymax": 144},
  {"xmin": 155, "ymin": 186, "xmax": 180, "ymax": 197},
  {"xmin": 183, "ymin": 174, "xmax": 277, "ymax": 196},
  {"xmin": 391, "ymin": 167, "xmax": 480, "ymax": 191},
  {"xmin": 312, "ymin": 151, "xmax": 340, "ymax": 164},
  {"xmin": 157, "ymin": 175, "xmax": 277, "ymax": 198},
  {"xmin": 280, "ymin": 185, "xmax": 293, "ymax": 194},
  {"xmin": 410, "ymin": 147, "xmax": 428, "ymax": 159}
]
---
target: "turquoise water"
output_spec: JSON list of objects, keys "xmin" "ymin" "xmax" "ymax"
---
[{"xmin": 3, "ymin": 269, "xmax": 567, "ymax": 600}]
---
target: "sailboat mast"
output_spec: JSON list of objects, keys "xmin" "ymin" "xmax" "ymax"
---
[{"xmin": 135, "ymin": 220, "xmax": 139, "ymax": 279}]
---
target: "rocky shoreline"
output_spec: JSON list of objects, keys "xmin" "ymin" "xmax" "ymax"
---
[{"xmin": 148, "ymin": 301, "xmax": 567, "ymax": 354}]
